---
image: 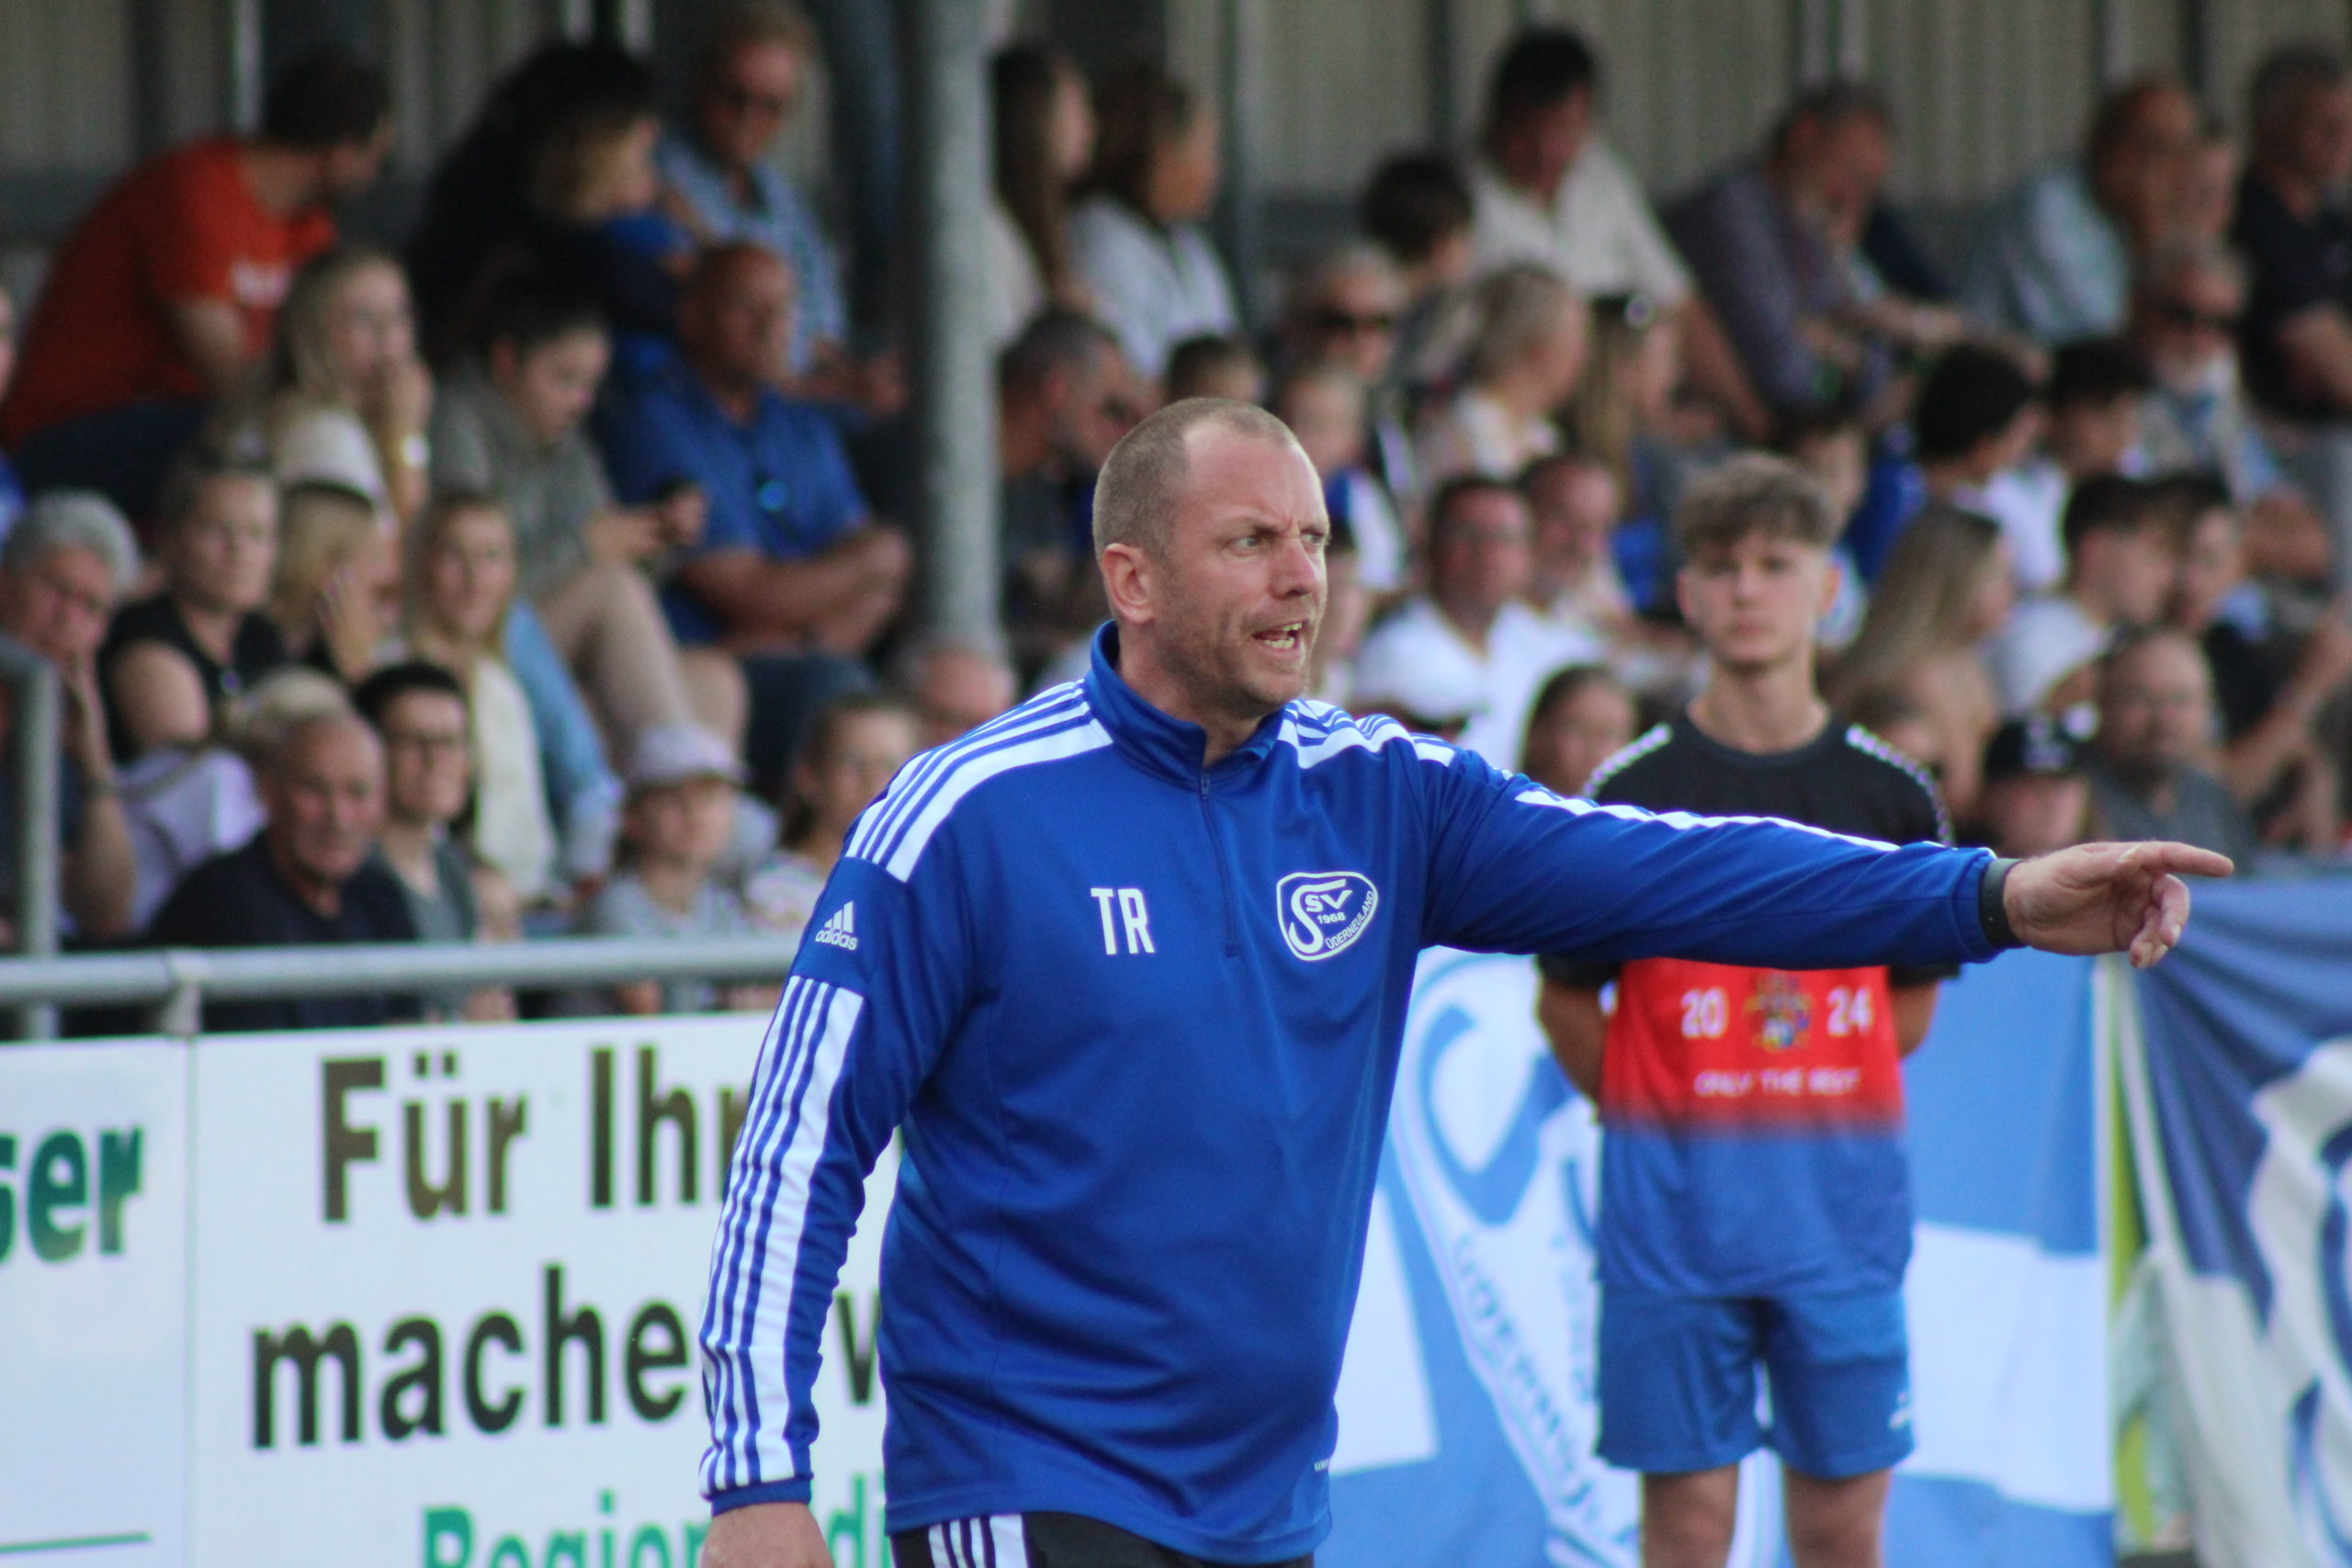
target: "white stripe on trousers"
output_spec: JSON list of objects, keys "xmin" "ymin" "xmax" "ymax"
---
[{"xmin": 927, "ymin": 1515, "xmax": 1026, "ymax": 1568}]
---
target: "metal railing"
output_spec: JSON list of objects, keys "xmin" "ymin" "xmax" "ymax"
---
[
  {"xmin": 0, "ymin": 638, "xmax": 61, "ymax": 1039},
  {"xmin": 0, "ymin": 935, "xmax": 794, "ymax": 1039}
]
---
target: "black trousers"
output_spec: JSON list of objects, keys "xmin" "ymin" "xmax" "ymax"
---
[{"xmin": 890, "ymin": 1512, "xmax": 1314, "ymax": 1568}]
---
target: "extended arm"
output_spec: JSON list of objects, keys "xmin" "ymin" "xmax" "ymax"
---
[{"xmin": 1421, "ymin": 746, "xmax": 2229, "ymax": 970}]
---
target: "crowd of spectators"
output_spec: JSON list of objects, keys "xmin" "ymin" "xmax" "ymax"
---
[{"xmin": 1, "ymin": 6, "xmax": 2347, "ymax": 1031}]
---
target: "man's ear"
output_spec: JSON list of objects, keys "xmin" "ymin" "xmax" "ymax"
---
[{"xmin": 1100, "ymin": 541, "xmax": 1158, "ymax": 626}]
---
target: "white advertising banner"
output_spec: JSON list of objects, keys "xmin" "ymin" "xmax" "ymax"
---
[
  {"xmin": 0, "ymin": 1038, "xmax": 188, "ymax": 1563},
  {"xmin": 186, "ymin": 1015, "xmax": 893, "ymax": 1568}
]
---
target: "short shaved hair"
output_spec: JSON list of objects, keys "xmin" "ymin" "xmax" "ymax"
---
[{"xmin": 1091, "ymin": 397, "xmax": 1300, "ymax": 558}]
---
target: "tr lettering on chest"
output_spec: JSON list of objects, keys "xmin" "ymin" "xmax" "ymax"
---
[{"xmin": 1089, "ymin": 887, "xmax": 1156, "ymax": 955}]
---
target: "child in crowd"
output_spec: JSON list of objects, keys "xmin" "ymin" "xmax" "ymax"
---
[
  {"xmin": 392, "ymin": 491, "xmax": 559, "ymax": 906},
  {"xmin": 1272, "ymin": 364, "xmax": 1409, "ymax": 597},
  {"xmin": 745, "ymin": 693, "xmax": 921, "ymax": 950},
  {"xmin": 430, "ymin": 270, "xmax": 712, "ymax": 755},
  {"xmin": 1537, "ymin": 455, "xmax": 1954, "ymax": 1568},
  {"xmin": 1519, "ymin": 663, "xmax": 1636, "ymax": 798},
  {"xmin": 583, "ymin": 722, "xmax": 776, "ymax": 1016},
  {"xmin": 266, "ymin": 479, "xmax": 398, "ymax": 685},
  {"xmin": 1163, "ymin": 333, "xmax": 1265, "ymax": 404},
  {"xmin": 1777, "ymin": 407, "xmax": 1873, "ymax": 649},
  {"xmin": 1908, "ymin": 343, "xmax": 2046, "ymax": 589}
]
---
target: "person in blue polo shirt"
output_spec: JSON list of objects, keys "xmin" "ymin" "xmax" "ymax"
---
[
  {"xmin": 698, "ymin": 398, "xmax": 2228, "ymax": 1568},
  {"xmin": 602, "ymin": 242, "xmax": 908, "ymax": 780}
]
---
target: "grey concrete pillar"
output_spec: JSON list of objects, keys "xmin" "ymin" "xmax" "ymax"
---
[{"xmin": 903, "ymin": 0, "xmax": 1002, "ymax": 649}]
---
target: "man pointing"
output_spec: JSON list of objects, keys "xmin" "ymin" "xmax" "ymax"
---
[{"xmin": 700, "ymin": 398, "xmax": 2224, "ymax": 1568}]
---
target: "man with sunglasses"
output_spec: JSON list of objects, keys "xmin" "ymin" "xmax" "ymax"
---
[
  {"xmin": 2132, "ymin": 239, "xmax": 2300, "ymax": 510},
  {"xmin": 661, "ymin": 0, "xmax": 877, "ymax": 402}
]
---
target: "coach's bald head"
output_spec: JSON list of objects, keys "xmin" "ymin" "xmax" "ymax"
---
[{"xmin": 1093, "ymin": 398, "xmax": 1329, "ymax": 762}]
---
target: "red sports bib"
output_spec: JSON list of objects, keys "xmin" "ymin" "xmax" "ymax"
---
[{"xmin": 1603, "ymin": 957, "xmax": 1905, "ymax": 1129}]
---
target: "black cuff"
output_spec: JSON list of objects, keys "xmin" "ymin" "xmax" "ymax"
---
[{"xmin": 1977, "ymin": 856, "xmax": 2025, "ymax": 950}]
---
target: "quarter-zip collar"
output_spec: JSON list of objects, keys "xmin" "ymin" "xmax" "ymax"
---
[{"xmin": 1083, "ymin": 623, "xmax": 1285, "ymax": 784}]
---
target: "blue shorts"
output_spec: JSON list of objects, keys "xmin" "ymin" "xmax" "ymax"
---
[{"xmin": 1596, "ymin": 1287, "xmax": 1914, "ymax": 1479}]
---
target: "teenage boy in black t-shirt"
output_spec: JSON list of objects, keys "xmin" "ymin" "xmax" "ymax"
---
[{"xmin": 1537, "ymin": 453, "xmax": 1952, "ymax": 1568}]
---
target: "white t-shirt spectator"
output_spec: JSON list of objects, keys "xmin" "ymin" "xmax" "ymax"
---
[
  {"xmin": 1068, "ymin": 196, "xmax": 1238, "ymax": 380},
  {"xmin": 1351, "ymin": 597, "xmax": 1599, "ymax": 769},
  {"xmin": 1468, "ymin": 146, "xmax": 1692, "ymax": 304},
  {"xmin": 1986, "ymin": 594, "xmax": 2109, "ymax": 716}
]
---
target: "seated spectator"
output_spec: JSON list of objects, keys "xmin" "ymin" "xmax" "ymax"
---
[
  {"xmin": 118, "ymin": 666, "xmax": 339, "ymax": 934},
  {"xmin": 1520, "ymin": 451, "xmax": 1634, "ymax": 647},
  {"xmin": 997, "ymin": 310, "xmax": 1136, "ymax": 673},
  {"xmin": 1360, "ymin": 152, "xmax": 1478, "ymax": 396},
  {"xmin": 100, "ymin": 457, "xmax": 286, "ymax": 761},
  {"xmin": 147, "ymin": 707, "xmax": 420, "ymax": 1032},
  {"xmin": 1519, "ymin": 663, "xmax": 1636, "ymax": 797},
  {"xmin": 1416, "ymin": 265, "xmax": 1584, "ymax": 491},
  {"xmin": 1963, "ymin": 76, "xmax": 2199, "ymax": 343},
  {"xmin": 1984, "ymin": 338, "xmax": 2155, "ymax": 594},
  {"xmin": 514, "ymin": 54, "xmax": 689, "ymax": 370},
  {"xmin": 0, "ymin": 492, "xmax": 141, "ymax": 944},
  {"xmin": 1826, "ymin": 506, "xmax": 2016, "ymax": 820},
  {"xmin": 266, "ymin": 480, "xmax": 398, "ymax": 685},
  {"xmin": 1668, "ymin": 83, "xmax": 1960, "ymax": 423},
  {"xmin": 2084, "ymin": 626, "xmax": 2259, "ymax": 861},
  {"xmin": 990, "ymin": 43, "xmax": 1095, "ymax": 347},
  {"xmin": 1273, "ymin": 365, "xmax": 1408, "ymax": 597},
  {"xmin": 1909, "ymin": 344, "xmax": 2049, "ymax": 587},
  {"xmin": 659, "ymin": 3, "xmax": 856, "ymax": 387},
  {"xmin": 1568, "ymin": 290, "xmax": 1702, "ymax": 530},
  {"xmin": 2164, "ymin": 478, "xmax": 2352, "ymax": 850},
  {"xmin": 2233, "ymin": 45, "xmax": 2352, "ymax": 585},
  {"xmin": 579, "ymin": 722, "xmax": 775, "ymax": 1017},
  {"xmin": 601, "ymin": 243, "xmax": 907, "ymax": 781},
  {"xmin": 896, "ymin": 638, "xmax": 1016, "ymax": 750},
  {"xmin": 2174, "ymin": 124, "xmax": 2240, "ymax": 245},
  {"xmin": 353, "ymin": 660, "xmax": 514, "ymax": 1021},
  {"xmin": 2131, "ymin": 237, "xmax": 2324, "ymax": 547},
  {"xmin": 391, "ymin": 492, "xmax": 558, "ymax": 905},
  {"xmin": 746, "ymin": 692, "xmax": 920, "ymax": 946},
  {"xmin": 1353, "ymin": 476, "xmax": 1597, "ymax": 768},
  {"xmin": 226, "ymin": 245, "xmax": 433, "ymax": 530},
  {"xmin": 1468, "ymin": 27, "xmax": 1767, "ymax": 439},
  {"xmin": 430, "ymin": 271, "xmax": 717, "ymax": 753},
  {"xmin": 1281, "ymin": 243, "xmax": 1416, "ymax": 500},
  {"xmin": 1777, "ymin": 405, "xmax": 1873, "ymax": 644},
  {"xmin": 1069, "ymin": 62, "xmax": 1238, "ymax": 382},
  {"xmin": 1164, "ymin": 333, "xmax": 1265, "ymax": 404},
  {"xmin": 1975, "ymin": 716, "xmax": 2092, "ymax": 856},
  {"xmin": 0, "ymin": 51, "xmax": 391, "ymax": 519},
  {"xmin": 1988, "ymin": 474, "xmax": 2177, "ymax": 716},
  {"xmin": 407, "ymin": 42, "xmax": 651, "ymax": 359}
]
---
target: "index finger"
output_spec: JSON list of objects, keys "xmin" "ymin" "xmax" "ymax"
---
[{"xmin": 2128, "ymin": 841, "xmax": 2234, "ymax": 881}]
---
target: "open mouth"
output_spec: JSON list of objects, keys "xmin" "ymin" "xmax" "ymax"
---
[{"xmin": 1252, "ymin": 621, "xmax": 1308, "ymax": 654}]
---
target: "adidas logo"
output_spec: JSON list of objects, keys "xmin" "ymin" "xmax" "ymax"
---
[{"xmin": 812, "ymin": 902, "xmax": 858, "ymax": 952}]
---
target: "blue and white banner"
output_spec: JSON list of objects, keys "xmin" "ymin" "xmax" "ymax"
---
[
  {"xmin": 2126, "ymin": 876, "xmax": 2352, "ymax": 1568},
  {"xmin": 1326, "ymin": 947, "xmax": 2111, "ymax": 1568}
]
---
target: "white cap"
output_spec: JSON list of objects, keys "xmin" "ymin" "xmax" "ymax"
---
[{"xmin": 625, "ymin": 723, "xmax": 745, "ymax": 793}]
